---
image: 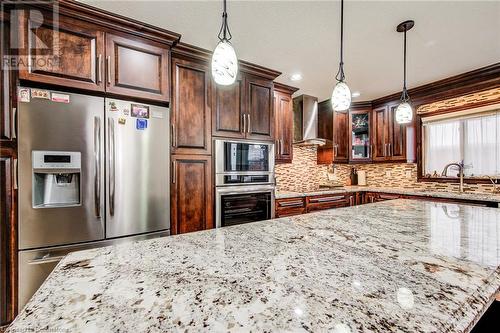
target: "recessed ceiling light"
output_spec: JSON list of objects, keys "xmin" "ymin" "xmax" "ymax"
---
[
  {"xmin": 351, "ymin": 91, "xmax": 361, "ymax": 98},
  {"xmin": 290, "ymin": 73, "xmax": 302, "ymax": 81}
]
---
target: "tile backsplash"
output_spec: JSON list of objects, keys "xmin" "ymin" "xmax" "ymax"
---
[{"xmin": 275, "ymin": 146, "xmax": 497, "ymax": 194}]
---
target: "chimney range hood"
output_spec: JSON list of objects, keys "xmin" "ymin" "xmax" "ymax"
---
[{"xmin": 293, "ymin": 94, "xmax": 326, "ymax": 146}]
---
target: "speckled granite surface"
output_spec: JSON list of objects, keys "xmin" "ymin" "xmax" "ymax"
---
[
  {"xmin": 8, "ymin": 200, "xmax": 500, "ymax": 332},
  {"xmin": 275, "ymin": 186, "xmax": 500, "ymax": 204}
]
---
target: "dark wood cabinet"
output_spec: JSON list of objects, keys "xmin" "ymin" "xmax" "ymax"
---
[
  {"xmin": 333, "ymin": 111, "xmax": 349, "ymax": 163},
  {"xmin": 246, "ymin": 75, "xmax": 274, "ymax": 140},
  {"xmin": 274, "ymin": 83, "xmax": 298, "ymax": 163},
  {"xmin": 349, "ymin": 108, "xmax": 371, "ymax": 162},
  {"xmin": 306, "ymin": 193, "xmax": 354, "ymax": 212},
  {"xmin": 105, "ymin": 33, "xmax": 169, "ymax": 102},
  {"xmin": 212, "ymin": 77, "xmax": 246, "ymax": 139},
  {"xmin": 17, "ymin": 10, "xmax": 105, "ymax": 92},
  {"xmin": 171, "ymin": 57, "xmax": 212, "ymax": 155},
  {"xmin": 0, "ymin": 154, "xmax": 15, "ymax": 326},
  {"xmin": 363, "ymin": 192, "xmax": 402, "ymax": 204},
  {"xmin": 1, "ymin": 16, "xmax": 14, "ymax": 144},
  {"xmin": 275, "ymin": 197, "xmax": 306, "ymax": 217},
  {"xmin": 171, "ymin": 155, "xmax": 213, "ymax": 234},
  {"xmin": 212, "ymin": 73, "xmax": 275, "ymax": 141},
  {"xmin": 317, "ymin": 101, "xmax": 349, "ymax": 164},
  {"xmin": 372, "ymin": 104, "xmax": 407, "ymax": 162},
  {"xmin": 16, "ymin": 8, "xmax": 177, "ymax": 103}
]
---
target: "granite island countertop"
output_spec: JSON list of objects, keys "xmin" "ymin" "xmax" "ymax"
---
[
  {"xmin": 276, "ymin": 186, "xmax": 500, "ymax": 204},
  {"xmin": 8, "ymin": 200, "xmax": 500, "ymax": 332}
]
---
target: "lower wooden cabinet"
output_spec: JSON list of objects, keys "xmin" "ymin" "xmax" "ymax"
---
[
  {"xmin": 275, "ymin": 197, "xmax": 306, "ymax": 217},
  {"xmin": 307, "ymin": 193, "xmax": 354, "ymax": 212},
  {"xmin": 363, "ymin": 192, "xmax": 402, "ymax": 204},
  {"xmin": 170, "ymin": 155, "xmax": 213, "ymax": 234},
  {"xmin": 275, "ymin": 193, "xmax": 356, "ymax": 217}
]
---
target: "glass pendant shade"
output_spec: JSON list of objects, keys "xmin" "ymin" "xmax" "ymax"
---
[
  {"xmin": 395, "ymin": 102, "xmax": 413, "ymax": 124},
  {"xmin": 211, "ymin": 40, "xmax": 238, "ymax": 86},
  {"xmin": 331, "ymin": 81, "xmax": 352, "ymax": 111}
]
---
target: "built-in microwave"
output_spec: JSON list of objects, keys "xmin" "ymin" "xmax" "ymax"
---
[{"xmin": 215, "ymin": 139, "xmax": 275, "ymax": 186}]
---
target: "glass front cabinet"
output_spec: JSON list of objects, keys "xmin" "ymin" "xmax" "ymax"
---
[{"xmin": 349, "ymin": 109, "xmax": 371, "ymax": 162}]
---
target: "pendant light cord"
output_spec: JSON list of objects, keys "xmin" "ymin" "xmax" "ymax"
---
[
  {"xmin": 335, "ymin": 0, "xmax": 346, "ymax": 82},
  {"xmin": 218, "ymin": 0, "xmax": 232, "ymax": 42},
  {"xmin": 401, "ymin": 29, "xmax": 410, "ymax": 102}
]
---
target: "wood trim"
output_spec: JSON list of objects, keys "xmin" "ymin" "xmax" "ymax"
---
[
  {"xmin": 273, "ymin": 82, "xmax": 299, "ymax": 95},
  {"xmin": 372, "ymin": 62, "xmax": 500, "ymax": 107},
  {"xmin": 51, "ymin": 0, "xmax": 181, "ymax": 46},
  {"xmin": 239, "ymin": 60, "xmax": 281, "ymax": 80}
]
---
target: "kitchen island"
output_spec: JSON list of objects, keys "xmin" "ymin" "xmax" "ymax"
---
[{"xmin": 7, "ymin": 200, "xmax": 500, "ymax": 332}]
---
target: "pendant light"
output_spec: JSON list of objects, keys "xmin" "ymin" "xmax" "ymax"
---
[
  {"xmin": 395, "ymin": 20, "xmax": 415, "ymax": 124},
  {"xmin": 331, "ymin": 0, "xmax": 351, "ymax": 112},
  {"xmin": 212, "ymin": 0, "xmax": 238, "ymax": 86}
]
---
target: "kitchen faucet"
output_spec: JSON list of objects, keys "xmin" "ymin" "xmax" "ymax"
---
[{"xmin": 441, "ymin": 161, "xmax": 465, "ymax": 193}]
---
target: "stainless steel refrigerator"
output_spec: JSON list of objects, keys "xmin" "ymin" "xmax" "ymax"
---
[{"xmin": 17, "ymin": 87, "xmax": 170, "ymax": 309}]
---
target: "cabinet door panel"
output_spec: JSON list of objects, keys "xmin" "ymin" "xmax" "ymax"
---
[
  {"xmin": 389, "ymin": 105, "xmax": 406, "ymax": 161},
  {"xmin": 274, "ymin": 91, "xmax": 293, "ymax": 162},
  {"xmin": 246, "ymin": 76, "xmax": 274, "ymax": 140},
  {"xmin": 1, "ymin": 18, "xmax": 12, "ymax": 142},
  {"xmin": 18, "ymin": 11, "xmax": 105, "ymax": 91},
  {"xmin": 372, "ymin": 106, "xmax": 389, "ymax": 161},
  {"xmin": 1, "ymin": 155, "xmax": 14, "ymax": 325},
  {"xmin": 171, "ymin": 155, "xmax": 213, "ymax": 234},
  {"xmin": 171, "ymin": 58, "xmax": 211, "ymax": 155},
  {"xmin": 333, "ymin": 111, "xmax": 349, "ymax": 162},
  {"xmin": 212, "ymin": 78, "xmax": 245, "ymax": 138},
  {"xmin": 106, "ymin": 33, "xmax": 169, "ymax": 102}
]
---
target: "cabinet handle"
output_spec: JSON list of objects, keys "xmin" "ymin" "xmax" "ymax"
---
[
  {"xmin": 280, "ymin": 139, "xmax": 283, "ymax": 155},
  {"xmin": 334, "ymin": 144, "xmax": 338, "ymax": 157},
  {"xmin": 349, "ymin": 196, "xmax": 354, "ymax": 206},
  {"xmin": 309, "ymin": 196, "xmax": 344, "ymax": 203},
  {"xmin": 172, "ymin": 161, "xmax": 176, "ymax": 184},
  {"xmin": 171, "ymin": 124, "xmax": 176, "ymax": 147},
  {"xmin": 369, "ymin": 144, "xmax": 372, "ymax": 158},
  {"xmin": 384, "ymin": 143, "xmax": 387, "ymax": 157},
  {"xmin": 388, "ymin": 143, "xmax": 392, "ymax": 156},
  {"xmin": 11, "ymin": 107, "xmax": 17, "ymax": 139},
  {"xmin": 106, "ymin": 56, "xmax": 111, "ymax": 85},
  {"xmin": 13, "ymin": 158, "xmax": 18, "ymax": 190},
  {"xmin": 97, "ymin": 54, "xmax": 102, "ymax": 83},
  {"xmin": 242, "ymin": 114, "xmax": 246, "ymax": 134},
  {"xmin": 279, "ymin": 201, "xmax": 304, "ymax": 207},
  {"xmin": 247, "ymin": 114, "xmax": 251, "ymax": 133}
]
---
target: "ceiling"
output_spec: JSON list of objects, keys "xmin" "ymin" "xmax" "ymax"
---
[{"xmin": 81, "ymin": 0, "xmax": 500, "ymax": 102}]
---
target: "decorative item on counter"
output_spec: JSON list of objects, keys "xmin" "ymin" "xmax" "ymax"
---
[
  {"xmin": 348, "ymin": 167, "xmax": 358, "ymax": 186},
  {"xmin": 357, "ymin": 170, "xmax": 367, "ymax": 186},
  {"xmin": 432, "ymin": 171, "xmax": 439, "ymax": 178}
]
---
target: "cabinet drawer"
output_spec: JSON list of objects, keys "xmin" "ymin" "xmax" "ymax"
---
[
  {"xmin": 306, "ymin": 194, "xmax": 353, "ymax": 212},
  {"xmin": 275, "ymin": 197, "xmax": 306, "ymax": 217}
]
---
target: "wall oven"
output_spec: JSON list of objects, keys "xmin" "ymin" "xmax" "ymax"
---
[{"xmin": 215, "ymin": 139, "xmax": 275, "ymax": 227}]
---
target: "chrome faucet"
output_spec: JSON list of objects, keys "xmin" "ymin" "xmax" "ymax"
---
[{"xmin": 441, "ymin": 161, "xmax": 465, "ymax": 193}]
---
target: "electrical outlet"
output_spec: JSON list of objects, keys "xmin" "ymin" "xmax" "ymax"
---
[
  {"xmin": 405, "ymin": 170, "xmax": 412, "ymax": 178},
  {"xmin": 385, "ymin": 170, "xmax": 392, "ymax": 177}
]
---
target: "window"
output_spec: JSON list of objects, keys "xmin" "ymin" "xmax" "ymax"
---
[{"xmin": 423, "ymin": 108, "xmax": 500, "ymax": 178}]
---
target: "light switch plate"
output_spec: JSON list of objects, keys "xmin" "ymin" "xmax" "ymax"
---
[{"xmin": 385, "ymin": 170, "xmax": 392, "ymax": 177}]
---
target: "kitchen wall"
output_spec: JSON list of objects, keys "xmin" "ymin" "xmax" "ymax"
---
[
  {"xmin": 275, "ymin": 146, "xmax": 497, "ymax": 194},
  {"xmin": 276, "ymin": 87, "xmax": 500, "ymax": 194}
]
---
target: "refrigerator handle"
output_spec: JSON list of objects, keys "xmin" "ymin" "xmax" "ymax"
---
[
  {"xmin": 108, "ymin": 117, "xmax": 115, "ymax": 216},
  {"xmin": 94, "ymin": 116, "xmax": 101, "ymax": 218}
]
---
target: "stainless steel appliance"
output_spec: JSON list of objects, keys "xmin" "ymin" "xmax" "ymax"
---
[
  {"xmin": 18, "ymin": 87, "xmax": 170, "ymax": 308},
  {"xmin": 215, "ymin": 139, "xmax": 275, "ymax": 228}
]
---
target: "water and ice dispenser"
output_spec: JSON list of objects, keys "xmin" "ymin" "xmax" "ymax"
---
[{"xmin": 32, "ymin": 151, "xmax": 82, "ymax": 208}]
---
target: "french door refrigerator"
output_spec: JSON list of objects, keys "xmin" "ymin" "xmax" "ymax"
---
[{"xmin": 17, "ymin": 87, "xmax": 170, "ymax": 309}]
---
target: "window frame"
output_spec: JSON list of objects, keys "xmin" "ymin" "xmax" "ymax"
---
[{"xmin": 417, "ymin": 102, "xmax": 500, "ymax": 184}]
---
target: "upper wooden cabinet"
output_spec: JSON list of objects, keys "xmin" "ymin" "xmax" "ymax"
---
[
  {"xmin": 274, "ymin": 83, "xmax": 298, "ymax": 163},
  {"xmin": 349, "ymin": 107, "xmax": 371, "ymax": 162},
  {"xmin": 317, "ymin": 100, "xmax": 349, "ymax": 164},
  {"xmin": 170, "ymin": 155, "xmax": 213, "ymax": 234},
  {"xmin": 105, "ymin": 33, "xmax": 169, "ymax": 102},
  {"xmin": 246, "ymin": 75, "xmax": 274, "ymax": 140},
  {"xmin": 212, "ymin": 77, "xmax": 246, "ymax": 139},
  {"xmin": 372, "ymin": 104, "xmax": 406, "ymax": 162},
  {"xmin": 171, "ymin": 57, "xmax": 212, "ymax": 155},
  {"xmin": 212, "ymin": 73, "xmax": 276, "ymax": 141},
  {"xmin": 16, "ymin": 6, "xmax": 178, "ymax": 103},
  {"xmin": 17, "ymin": 10, "xmax": 105, "ymax": 92}
]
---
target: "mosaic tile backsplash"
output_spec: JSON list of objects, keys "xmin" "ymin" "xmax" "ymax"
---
[{"xmin": 275, "ymin": 146, "xmax": 497, "ymax": 194}]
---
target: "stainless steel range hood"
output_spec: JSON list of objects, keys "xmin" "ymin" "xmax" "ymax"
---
[{"xmin": 293, "ymin": 94, "xmax": 326, "ymax": 146}]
